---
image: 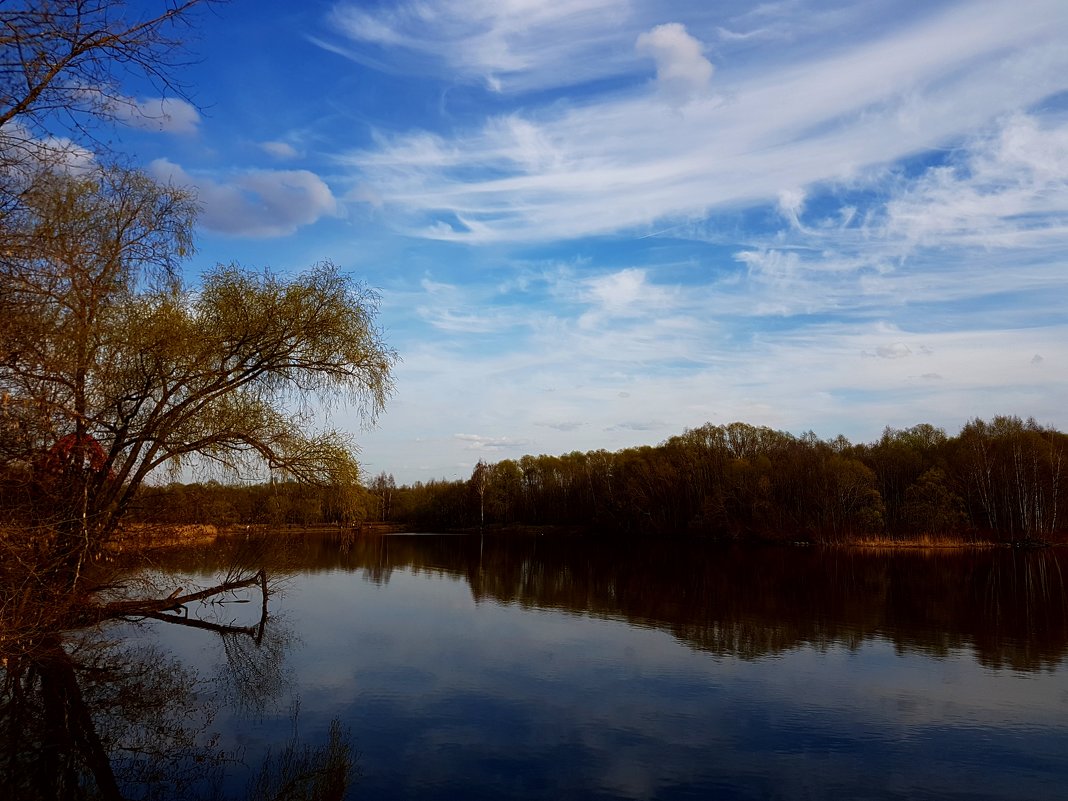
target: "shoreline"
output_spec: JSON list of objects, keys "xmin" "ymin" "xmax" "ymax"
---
[{"xmin": 107, "ymin": 522, "xmax": 1063, "ymax": 554}]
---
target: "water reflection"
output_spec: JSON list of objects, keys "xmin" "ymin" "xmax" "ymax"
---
[
  {"xmin": 256, "ymin": 535, "xmax": 1068, "ymax": 801},
  {"xmin": 5, "ymin": 535, "xmax": 1068, "ymax": 800},
  {"xmin": 0, "ymin": 560, "xmax": 355, "ymax": 801},
  {"xmin": 157, "ymin": 534, "xmax": 1068, "ymax": 673},
  {"xmin": 1, "ymin": 630, "xmax": 229, "ymax": 800}
]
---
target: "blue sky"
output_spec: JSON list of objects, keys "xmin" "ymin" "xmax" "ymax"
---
[{"xmin": 107, "ymin": 0, "xmax": 1068, "ymax": 483}]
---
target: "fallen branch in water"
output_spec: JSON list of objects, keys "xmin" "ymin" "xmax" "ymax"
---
[{"xmin": 79, "ymin": 569, "xmax": 269, "ymax": 631}]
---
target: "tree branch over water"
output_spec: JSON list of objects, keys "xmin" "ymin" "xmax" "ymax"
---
[{"xmin": 93, "ymin": 567, "xmax": 268, "ymax": 631}]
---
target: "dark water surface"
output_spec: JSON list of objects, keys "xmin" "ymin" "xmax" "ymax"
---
[{"xmin": 23, "ymin": 535, "xmax": 1068, "ymax": 799}]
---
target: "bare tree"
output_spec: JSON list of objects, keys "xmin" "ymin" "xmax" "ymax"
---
[
  {"xmin": 0, "ymin": 0, "xmax": 216, "ymax": 242},
  {"xmin": 0, "ymin": 1, "xmax": 212, "ymax": 141}
]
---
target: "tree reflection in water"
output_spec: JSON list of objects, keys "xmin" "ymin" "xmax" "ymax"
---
[
  {"xmin": 257, "ymin": 532, "xmax": 1068, "ymax": 673},
  {"xmin": 8, "ymin": 532, "xmax": 1064, "ymax": 798},
  {"xmin": 0, "ymin": 560, "xmax": 356, "ymax": 801}
]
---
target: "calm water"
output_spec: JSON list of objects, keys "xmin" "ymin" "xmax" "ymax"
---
[{"xmin": 13, "ymin": 535, "xmax": 1068, "ymax": 799}]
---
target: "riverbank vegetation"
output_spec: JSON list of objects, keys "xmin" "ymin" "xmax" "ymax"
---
[
  {"xmin": 125, "ymin": 416, "xmax": 1067, "ymax": 546},
  {"xmin": 415, "ymin": 418, "xmax": 1065, "ymax": 544},
  {"xmin": 0, "ymin": 6, "xmax": 372, "ymax": 796},
  {"xmin": 0, "ymin": 1, "xmax": 395, "ymax": 605}
]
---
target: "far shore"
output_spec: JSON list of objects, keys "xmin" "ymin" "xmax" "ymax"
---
[{"xmin": 107, "ymin": 522, "xmax": 1063, "ymax": 553}]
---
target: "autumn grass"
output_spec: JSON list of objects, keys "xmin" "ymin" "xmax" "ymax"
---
[
  {"xmin": 842, "ymin": 533, "xmax": 1003, "ymax": 549},
  {"xmin": 110, "ymin": 522, "xmax": 221, "ymax": 552}
]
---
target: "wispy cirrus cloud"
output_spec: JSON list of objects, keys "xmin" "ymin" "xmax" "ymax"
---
[
  {"xmin": 260, "ymin": 140, "xmax": 301, "ymax": 160},
  {"xmin": 309, "ymin": 0, "xmax": 1068, "ymax": 480},
  {"xmin": 885, "ymin": 114, "xmax": 1068, "ymax": 249},
  {"xmin": 354, "ymin": 261, "xmax": 1068, "ymax": 479},
  {"xmin": 321, "ymin": 0, "xmax": 635, "ymax": 93},
  {"xmin": 336, "ymin": 1, "xmax": 1068, "ymax": 245},
  {"xmin": 455, "ymin": 433, "xmax": 531, "ymax": 452},
  {"xmin": 725, "ymin": 111, "xmax": 1068, "ymax": 325}
]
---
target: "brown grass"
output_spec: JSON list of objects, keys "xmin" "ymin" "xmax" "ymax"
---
[
  {"xmin": 844, "ymin": 533, "xmax": 1001, "ymax": 549},
  {"xmin": 109, "ymin": 523, "xmax": 220, "ymax": 551}
]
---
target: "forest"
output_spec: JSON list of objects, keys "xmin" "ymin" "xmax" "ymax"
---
[{"xmin": 131, "ymin": 416, "xmax": 1067, "ymax": 545}]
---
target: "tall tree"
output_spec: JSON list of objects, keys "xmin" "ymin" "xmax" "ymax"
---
[{"xmin": 0, "ymin": 165, "xmax": 395, "ymax": 584}]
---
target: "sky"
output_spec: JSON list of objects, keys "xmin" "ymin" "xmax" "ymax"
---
[{"xmin": 104, "ymin": 0, "xmax": 1068, "ymax": 484}]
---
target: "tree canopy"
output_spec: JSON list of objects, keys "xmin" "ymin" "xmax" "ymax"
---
[
  {"xmin": 0, "ymin": 165, "xmax": 395, "ymax": 582},
  {"xmin": 374, "ymin": 418, "xmax": 1067, "ymax": 545}
]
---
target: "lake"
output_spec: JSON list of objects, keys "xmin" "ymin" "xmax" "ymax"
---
[{"xmin": 9, "ymin": 534, "xmax": 1068, "ymax": 800}]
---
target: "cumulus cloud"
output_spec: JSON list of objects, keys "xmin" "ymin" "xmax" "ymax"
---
[
  {"xmin": 69, "ymin": 87, "xmax": 201, "ymax": 134},
  {"xmin": 0, "ymin": 122, "xmax": 96, "ymax": 174},
  {"xmin": 635, "ymin": 23, "xmax": 714, "ymax": 103},
  {"xmin": 117, "ymin": 97, "xmax": 200, "ymax": 134},
  {"xmin": 148, "ymin": 159, "xmax": 338, "ymax": 237}
]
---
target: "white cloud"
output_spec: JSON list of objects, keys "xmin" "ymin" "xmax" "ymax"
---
[
  {"xmin": 68, "ymin": 86, "xmax": 201, "ymax": 134},
  {"xmin": 118, "ymin": 97, "xmax": 200, "ymax": 135},
  {"xmin": 356, "ymin": 296, "xmax": 1068, "ymax": 481},
  {"xmin": 777, "ymin": 188, "xmax": 806, "ymax": 228},
  {"xmin": 454, "ymin": 433, "xmax": 531, "ymax": 452},
  {"xmin": 260, "ymin": 141, "xmax": 301, "ymax": 160},
  {"xmin": 418, "ymin": 307, "xmax": 519, "ymax": 334},
  {"xmin": 574, "ymin": 267, "xmax": 679, "ymax": 330},
  {"xmin": 324, "ymin": 0, "xmax": 634, "ymax": 93},
  {"xmin": 0, "ymin": 122, "xmax": 96, "ymax": 174},
  {"xmin": 539, "ymin": 421, "xmax": 585, "ymax": 432},
  {"xmin": 321, "ymin": 1, "xmax": 1068, "ymax": 481},
  {"xmin": 636, "ymin": 23, "xmax": 714, "ymax": 104},
  {"xmin": 148, "ymin": 159, "xmax": 338, "ymax": 238},
  {"xmin": 339, "ymin": 0, "xmax": 1068, "ymax": 244},
  {"xmin": 404, "ymin": 275, "xmax": 530, "ymax": 334},
  {"xmin": 885, "ymin": 114, "xmax": 1068, "ymax": 249},
  {"xmin": 716, "ymin": 110, "xmax": 1068, "ymax": 328},
  {"xmin": 868, "ymin": 343, "xmax": 913, "ymax": 360},
  {"xmin": 583, "ymin": 268, "xmax": 658, "ymax": 313},
  {"xmin": 606, "ymin": 420, "xmax": 667, "ymax": 432}
]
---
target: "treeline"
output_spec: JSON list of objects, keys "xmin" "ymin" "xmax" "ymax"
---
[
  {"xmin": 391, "ymin": 416, "xmax": 1066, "ymax": 543},
  {"xmin": 129, "ymin": 479, "xmax": 378, "ymax": 529},
  {"xmin": 127, "ymin": 416, "xmax": 1066, "ymax": 543}
]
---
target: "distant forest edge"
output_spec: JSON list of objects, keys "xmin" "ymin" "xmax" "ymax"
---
[{"xmin": 131, "ymin": 415, "xmax": 1067, "ymax": 545}]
